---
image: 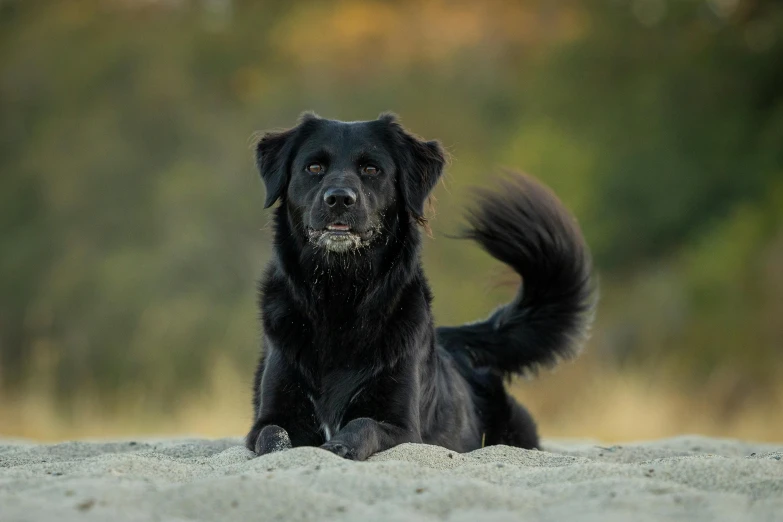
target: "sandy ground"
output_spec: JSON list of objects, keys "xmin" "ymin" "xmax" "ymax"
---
[{"xmin": 1, "ymin": 436, "xmax": 781, "ymax": 521}]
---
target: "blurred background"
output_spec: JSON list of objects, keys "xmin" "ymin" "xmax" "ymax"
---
[{"xmin": 1, "ymin": 0, "xmax": 782, "ymax": 442}]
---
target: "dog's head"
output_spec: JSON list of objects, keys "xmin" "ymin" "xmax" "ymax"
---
[{"xmin": 255, "ymin": 113, "xmax": 445, "ymax": 254}]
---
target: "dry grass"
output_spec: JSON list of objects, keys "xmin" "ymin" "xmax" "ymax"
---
[
  {"xmin": 515, "ymin": 360, "xmax": 783, "ymax": 443},
  {"xmin": 1, "ymin": 358, "xmax": 781, "ymax": 443}
]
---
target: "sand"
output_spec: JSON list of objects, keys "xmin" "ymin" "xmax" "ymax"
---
[{"xmin": 1, "ymin": 435, "xmax": 781, "ymax": 521}]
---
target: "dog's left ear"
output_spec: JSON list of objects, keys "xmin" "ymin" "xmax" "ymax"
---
[{"xmin": 384, "ymin": 114, "xmax": 446, "ymax": 223}]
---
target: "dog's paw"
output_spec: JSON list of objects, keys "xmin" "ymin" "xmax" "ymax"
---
[
  {"xmin": 254, "ymin": 425, "xmax": 292, "ymax": 455},
  {"xmin": 320, "ymin": 441, "xmax": 357, "ymax": 460}
]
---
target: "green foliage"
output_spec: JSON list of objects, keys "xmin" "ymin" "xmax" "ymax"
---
[{"xmin": 1, "ymin": 0, "xmax": 781, "ymax": 408}]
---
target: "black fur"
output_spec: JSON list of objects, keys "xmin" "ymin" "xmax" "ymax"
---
[{"xmin": 245, "ymin": 113, "xmax": 595, "ymax": 460}]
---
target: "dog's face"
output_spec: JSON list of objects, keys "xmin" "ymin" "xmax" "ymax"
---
[
  {"xmin": 255, "ymin": 113, "xmax": 445, "ymax": 254},
  {"xmin": 285, "ymin": 118, "xmax": 398, "ymax": 253}
]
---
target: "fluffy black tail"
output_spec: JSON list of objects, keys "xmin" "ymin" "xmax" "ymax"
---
[{"xmin": 437, "ymin": 173, "xmax": 595, "ymax": 376}]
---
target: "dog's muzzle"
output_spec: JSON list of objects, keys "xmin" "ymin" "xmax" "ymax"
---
[{"xmin": 307, "ymin": 224, "xmax": 376, "ymax": 253}]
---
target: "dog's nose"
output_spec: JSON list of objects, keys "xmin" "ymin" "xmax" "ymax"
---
[{"xmin": 323, "ymin": 187, "xmax": 357, "ymax": 208}]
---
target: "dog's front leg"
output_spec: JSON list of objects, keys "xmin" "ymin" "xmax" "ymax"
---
[
  {"xmin": 321, "ymin": 418, "xmax": 417, "ymax": 461},
  {"xmin": 248, "ymin": 423, "xmax": 293, "ymax": 454},
  {"xmin": 246, "ymin": 348, "xmax": 321, "ymax": 456},
  {"xmin": 319, "ymin": 366, "xmax": 421, "ymax": 460},
  {"xmin": 247, "ymin": 406, "xmax": 323, "ymax": 456}
]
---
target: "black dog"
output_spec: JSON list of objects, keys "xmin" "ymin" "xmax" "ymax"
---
[{"xmin": 246, "ymin": 113, "xmax": 594, "ymax": 460}]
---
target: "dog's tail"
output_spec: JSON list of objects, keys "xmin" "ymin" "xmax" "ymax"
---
[{"xmin": 437, "ymin": 173, "xmax": 595, "ymax": 377}]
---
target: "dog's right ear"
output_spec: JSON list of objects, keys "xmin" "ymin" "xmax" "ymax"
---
[
  {"xmin": 255, "ymin": 113, "xmax": 320, "ymax": 208},
  {"xmin": 255, "ymin": 127, "xmax": 296, "ymax": 209}
]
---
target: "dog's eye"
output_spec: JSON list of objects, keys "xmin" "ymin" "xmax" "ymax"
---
[
  {"xmin": 362, "ymin": 165, "xmax": 380, "ymax": 176},
  {"xmin": 306, "ymin": 163, "xmax": 324, "ymax": 175}
]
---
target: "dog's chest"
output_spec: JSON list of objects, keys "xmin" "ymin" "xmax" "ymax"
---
[{"xmin": 305, "ymin": 370, "xmax": 367, "ymax": 441}]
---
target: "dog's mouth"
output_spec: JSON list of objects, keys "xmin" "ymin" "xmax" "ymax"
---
[
  {"xmin": 307, "ymin": 223, "xmax": 376, "ymax": 252},
  {"xmin": 324, "ymin": 223, "xmax": 352, "ymax": 235}
]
